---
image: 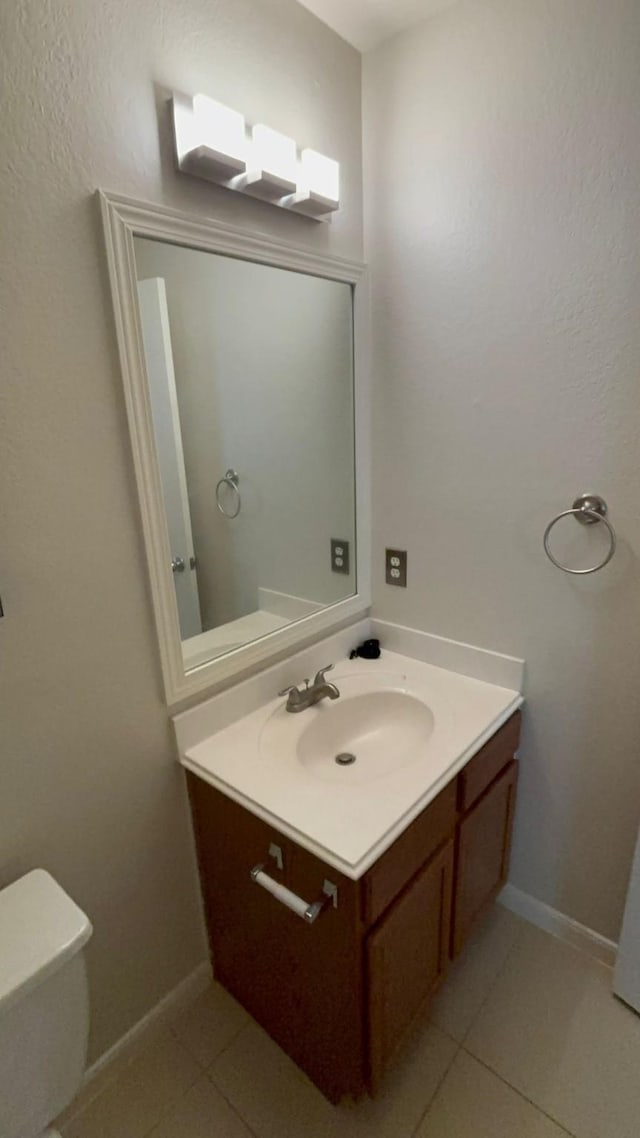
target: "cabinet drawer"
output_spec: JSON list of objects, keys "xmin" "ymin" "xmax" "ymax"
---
[
  {"xmin": 457, "ymin": 711, "xmax": 521, "ymax": 813},
  {"xmin": 362, "ymin": 780, "xmax": 457, "ymax": 927}
]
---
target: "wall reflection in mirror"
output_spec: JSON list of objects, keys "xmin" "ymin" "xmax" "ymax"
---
[{"xmin": 133, "ymin": 238, "xmax": 356, "ymax": 670}]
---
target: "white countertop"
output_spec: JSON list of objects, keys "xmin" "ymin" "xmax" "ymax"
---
[
  {"xmin": 182, "ymin": 610, "xmax": 289, "ymax": 669},
  {"xmin": 180, "ymin": 650, "xmax": 523, "ymax": 880}
]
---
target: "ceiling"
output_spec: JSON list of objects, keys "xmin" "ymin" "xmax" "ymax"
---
[{"xmin": 297, "ymin": 0, "xmax": 460, "ymax": 52}]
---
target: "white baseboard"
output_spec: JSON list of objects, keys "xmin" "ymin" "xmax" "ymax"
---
[
  {"xmin": 499, "ymin": 884, "xmax": 617, "ymax": 968},
  {"xmin": 56, "ymin": 959, "xmax": 212, "ymax": 1127}
]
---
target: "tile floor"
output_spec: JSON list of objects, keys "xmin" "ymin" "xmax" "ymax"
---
[{"xmin": 60, "ymin": 905, "xmax": 640, "ymax": 1138}]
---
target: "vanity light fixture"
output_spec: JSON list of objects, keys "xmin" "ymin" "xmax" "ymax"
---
[
  {"xmin": 284, "ymin": 148, "xmax": 340, "ymax": 218},
  {"xmin": 171, "ymin": 91, "xmax": 340, "ymax": 221},
  {"xmin": 241, "ymin": 124, "xmax": 298, "ymax": 200},
  {"xmin": 173, "ymin": 93, "xmax": 247, "ymax": 182}
]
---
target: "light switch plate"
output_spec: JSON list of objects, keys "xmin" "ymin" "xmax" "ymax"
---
[
  {"xmin": 385, "ymin": 548, "xmax": 407, "ymax": 587},
  {"xmin": 331, "ymin": 539, "xmax": 350, "ymax": 574}
]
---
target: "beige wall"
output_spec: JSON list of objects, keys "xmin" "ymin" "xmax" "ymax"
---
[
  {"xmin": 364, "ymin": 0, "xmax": 640, "ymax": 941},
  {"xmin": 0, "ymin": 0, "xmax": 362, "ymax": 1060}
]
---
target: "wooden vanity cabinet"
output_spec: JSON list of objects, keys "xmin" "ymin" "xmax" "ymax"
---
[{"xmin": 187, "ymin": 709, "xmax": 521, "ymax": 1103}]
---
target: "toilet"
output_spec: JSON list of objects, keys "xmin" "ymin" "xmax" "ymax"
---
[{"xmin": 0, "ymin": 869, "xmax": 92, "ymax": 1138}]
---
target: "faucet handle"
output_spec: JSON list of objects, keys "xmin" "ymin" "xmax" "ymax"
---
[
  {"xmin": 313, "ymin": 664, "xmax": 334, "ymax": 685},
  {"xmin": 278, "ymin": 679, "xmax": 310, "ymax": 698}
]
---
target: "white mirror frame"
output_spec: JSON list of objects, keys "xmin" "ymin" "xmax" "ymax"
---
[{"xmin": 99, "ymin": 190, "xmax": 371, "ymax": 706}]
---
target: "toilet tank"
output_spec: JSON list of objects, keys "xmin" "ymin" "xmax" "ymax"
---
[{"xmin": 0, "ymin": 870, "xmax": 92, "ymax": 1138}]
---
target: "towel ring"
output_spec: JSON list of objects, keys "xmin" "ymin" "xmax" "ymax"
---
[
  {"xmin": 215, "ymin": 469, "xmax": 241, "ymax": 519},
  {"xmin": 543, "ymin": 494, "xmax": 616, "ymax": 575}
]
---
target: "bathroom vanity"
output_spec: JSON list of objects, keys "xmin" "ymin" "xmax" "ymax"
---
[
  {"xmin": 180, "ymin": 650, "xmax": 522, "ymax": 1103},
  {"xmin": 102, "ymin": 191, "xmax": 525, "ymax": 1104}
]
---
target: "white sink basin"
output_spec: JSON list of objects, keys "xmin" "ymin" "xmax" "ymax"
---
[
  {"xmin": 179, "ymin": 650, "xmax": 522, "ymax": 878},
  {"xmin": 260, "ymin": 673, "xmax": 440, "ymax": 785},
  {"xmin": 296, "ymin": 691, "xmax": 435, "ymax": 784}
]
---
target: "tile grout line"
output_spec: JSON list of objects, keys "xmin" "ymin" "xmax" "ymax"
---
[
  {"xmin": 209, "ymin": 1020, "xmax": 324, "ymax": 1093},
  {"xmin": 204, "ymin": 1020, "xmax": 253, "ymax": 1074},
  {"xmin": 59, "ymin": 1025, "xmax": 203, "ymax": 1137},
  {"xmin": 204, "ymin": 1016, "xmax": 461, "ymax": 1138},
  {"xmin": 119, "ymin": 926, "xmax": 552, "ymax": 1138},
  {"xmin": 202, "ymin": 1065, "xmax": 262, "ymax": 1138},
  {"xmin": 461, "ymin": 1049, "xmax": 578, "ymax": 1137},
  {"xmin": 58, "ymin": 1020, "xmax": 177, "ymax": 1131},
  {"xmin": 407, "ymin": 1037, "xmax": 462, "ymax": 1138},
  {"xmin": 140, "ymin": 1033, "xmax": 204, "ymax": 1138},
  {"xmin": 454, "ymin": 916, "xmax": 577, "ymax": 1135},
  {"xmin": 143, "ymin": 1016, "xmax": 257, "ymax": 1138},
  {"xmin": 457, "ymin": 917, "xmax": 529, "ymax": 1050},
  {"xmin": 140, "ymin": 1025, "xmax": 258, "ymax": 1138},
  {"xmin": 167, "ymin": 1009, "xmax": 251, "ymax": 1069}
]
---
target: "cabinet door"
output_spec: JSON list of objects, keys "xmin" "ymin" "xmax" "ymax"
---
[
  {"xmin": 366, "ymin": 840, "xmax": 454, "ymax": 1092},
  {"xmin": 187, "ymin": 775, "xmax": 365, "ymax": 1103},
  {"xmin": 452, "ymin": 759, "xmax": 518, "ymax": 957}
]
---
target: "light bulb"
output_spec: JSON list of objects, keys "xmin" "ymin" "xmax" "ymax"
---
[
  {"xmin": 192, "ymin": 95, "xmax": 246, "ymax": 163},
  {"xmin": 251, "ymin": 124, "xmax": 298, "ymax": 185},
  {"xmin": 299, "ymin": 148, "xmax": 340, "ymax": 204}
]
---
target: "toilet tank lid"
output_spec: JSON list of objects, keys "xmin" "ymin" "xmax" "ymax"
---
[{"xmin": 0, "ymin": 869, "xmax": 92, "ymax": 1015}]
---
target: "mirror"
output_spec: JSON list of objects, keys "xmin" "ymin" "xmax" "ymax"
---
[
  {"xmin": 133, "ymin": 237, "xmax": 356, "ymax": 669},
  {"xmin": 100, "ymin": 192, "xmax": 370, "ymax": 704}
]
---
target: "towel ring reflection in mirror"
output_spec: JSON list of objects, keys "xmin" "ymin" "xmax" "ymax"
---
[{"xmin": 216, "ymin": 469, "xmax": 241, "ymax": 519}]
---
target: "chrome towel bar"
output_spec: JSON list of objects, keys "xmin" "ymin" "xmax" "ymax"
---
[
  {"xmin": 543, "ymin": 493, "xmax": 616, "ymax": 575},
  {"xmin": 250, "ymin": 864, "xmax": 338, "ymax": 924}
]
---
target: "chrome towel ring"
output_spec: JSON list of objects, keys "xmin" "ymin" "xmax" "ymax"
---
[
  {"xmin": 215, "ymin": 469, "xmax": 241, "ymax": 519},
  {"xmin": 543, "ymin": 494, "xmax": 616, "ymax": 575}
]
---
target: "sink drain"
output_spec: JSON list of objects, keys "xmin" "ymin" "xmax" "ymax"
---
[{"xmin": 335, "ymin": 752, "xmax": 356, "ymax": 766}]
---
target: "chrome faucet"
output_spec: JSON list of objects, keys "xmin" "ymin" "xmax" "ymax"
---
[{"xmin": 278, "ymin": 665, "xmax": 340, "ymax": 713}]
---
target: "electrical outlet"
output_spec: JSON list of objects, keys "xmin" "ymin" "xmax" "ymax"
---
[
  {"xmin": 331, "ymin": 538, "xmax": 350, "ymax": 574},
  {"xmin": 385, "ymin": 548, "xmax": 407, "ymax": 587}
]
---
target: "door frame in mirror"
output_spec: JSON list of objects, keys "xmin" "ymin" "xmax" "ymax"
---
[{"xmin": 98, "ymin": 190, "xmax": 371, "ymax": 706}]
